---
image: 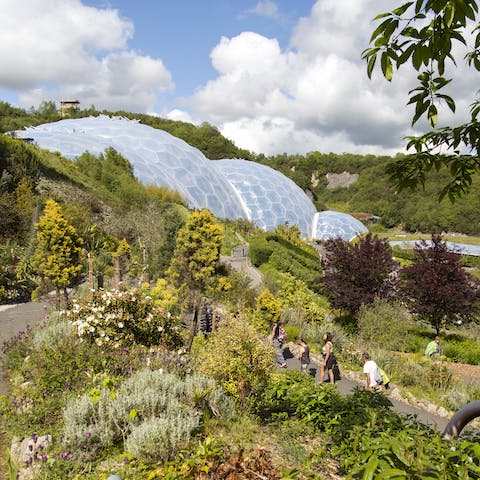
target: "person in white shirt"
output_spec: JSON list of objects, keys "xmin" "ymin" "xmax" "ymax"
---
[{"xmin": 361, "ymin": 352, "xmax": 382, "ymax": 389}]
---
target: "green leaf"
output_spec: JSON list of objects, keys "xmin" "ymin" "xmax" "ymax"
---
[
  {"xmin": 412, "ymin": 99, "xmax": 429, "ymax": 125},
  {"xmin": 412, "ymin": 47, "xmax": 423, "ymax": 70},
  {"xmin": 370, "ymin": 18, "xmax": 394, "ymax": 42},
  {"xmin": 363, "ymin": 455, "xmax": 379, "ymax": 480},
  {"xmin": 444, "ymin": 3, "xmax": 455, "ymax": 27},
  {"xmin": 129, "ymin": 408, "xmax": 138, "ymax": 420},
  {"xmin": 381, "ymin": 52, "xmax": 393, "ymax": 80},
  {"xmin": 392, "ymin": 2, "xmax": 413, "ymax": 16},
  {"xmin": 367, "ymin": 55, "xmax": 377, "ymax": 78},
  {"xmin": 376, "ymin": 468, "xmax": 409, "ymax": 479},
  {"xmin": 437, "ymin": 94, "xmax": 456, "ymax": 113},
  {"xmin": 428, "ymin": 104, "xmax": 438, "ymax": 127}
]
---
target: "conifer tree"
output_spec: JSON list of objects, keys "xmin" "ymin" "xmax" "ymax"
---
[
  {"xmin": 31, "ymin": 199, "xmax": 83, "ymax": 303},
  {"xmin": 167, "ymin": 208, "xmax": 223, "ymax": 350}
]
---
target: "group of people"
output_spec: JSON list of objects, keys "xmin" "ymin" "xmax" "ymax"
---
[
  {"xmin": 270, "ymin": 323, "xmax": 339, "ymax": 384},
  {"xmin": 271, "ymin": 322, "xmax": 441, "ymax": 390}
]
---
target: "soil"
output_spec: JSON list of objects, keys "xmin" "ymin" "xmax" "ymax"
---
[{"xmin": 445, "ymin": 361, "xmax": 480, "ymax": 382}]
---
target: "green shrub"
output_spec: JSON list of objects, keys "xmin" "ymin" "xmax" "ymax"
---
[
  {"xmin": 249, "ymin": 370, "xmax": 337, "ymax": 424},
  {"xmin": 195, "ymin": 315, "xmax": 274, "ymax": 405},
  {"xmin": 63, "ymin": 368, "xmax": 233, "ymax": 462},
  {"xmin": 31, "ymin": 315, "xmax": 73, "ymax": 351},
  {"xmin": 442, "ymin": 338, "xmax": 480, "ymax": 364},
  {"xmin": 357, "ymin": 298, "xmax": 412, "ymax": 352},
  {"xmin": 283, "ymin": 325, "xmax": 299, "ymax": 342},
  {"xmin": 249, "ymin": 235, "xmax": 273, "ymax": 266},
  {"xmin": 427, "ymin": 362, "xmax": 453, "ymax": 390},
  {"xmin": 125, "ymin": 414, "xmax": 198, "ymax": 462}
]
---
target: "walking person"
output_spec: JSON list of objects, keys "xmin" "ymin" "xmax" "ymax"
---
[
  {"xmin": 320, "ymin": 332, "xmax": 336, "ymax": 384},
  {"xmin": 271, "ymin": 322, "xmax": 287, "ymax": 368},
  {"xmin": 298, "ymin": 338, "xmax": 310, "ymax": 373}
]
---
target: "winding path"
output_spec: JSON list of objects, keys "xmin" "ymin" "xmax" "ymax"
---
[
  {"xmin": 0, "ymin": 303, "xmax": 476, "ymax": 435},
  {"xmin": 283, "ymin": 344, "xmax": 464, "ymax": 434},
  {"xmin": 0, "ymin": 302, "xmax": 48, "ymax": 395}
]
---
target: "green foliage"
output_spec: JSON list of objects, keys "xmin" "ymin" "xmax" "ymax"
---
[
  {"xmin": 249, "ymin": 234, "xmax": 274, "ymax": 266},
  {"xmin": 67, "ymin": 287, "xmax": 183, "ymax": 350},
  {"xmin": 357, "ymin": 298, "xmax": 413, "ymax": 352},
  {"xmin": 363, "ymin": 0, "xmax": 480, "ymax": 200},
  {"xmin": 277, "ymin": 273, "xmax": 327, "ymax": 323},
  {"xmin": 442, "ymin": 337, "xmax": 480, "ymax": 364},
  {"xmin": 249, "ymin": 233, "xmax": 322, "ymax": 287},
  {"xmin": 0, "ymin": 240, "xmax": 35, "ymax": 303},
  {"xmin": 195, "ymin": 315, "xmax": 274, "ymax": 405},
  {"xmin": 31, "ymin": 199, "xmax": 84, "ymax": 299},
  {"xmin": 343, "ymin": 426, "xmax": 480, "ymax": 479},
  {"xmin": 253, "ymin": 288, "xmax": 281, "ymax": 330},
  {"xmin": 167, "ymin": 208, "xmax": 223, "ymax": 294},
  {"xmin": 63, "ymin": 368, "xmax": 233, "ymax": 462}
]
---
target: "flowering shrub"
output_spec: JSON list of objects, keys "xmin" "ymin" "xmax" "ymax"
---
[{"xmin": 67, "ymin": 288, "xmax": 183, "ymax": 350}]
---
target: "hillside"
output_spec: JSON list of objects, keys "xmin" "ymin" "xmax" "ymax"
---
[{"xmin": 3, "ymin": 100, "xmax": 480, "ymax": 238}]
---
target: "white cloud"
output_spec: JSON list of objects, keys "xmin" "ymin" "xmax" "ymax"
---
[
  {"xmin": 187, "ymin": 0, "xmax": 477, "ymax": 155},
  {"xmin": 0, "ymin": 0, "xmax": 172, "ymax": 111},
  {"xmin": 245, "ymin": 1, "xmax": 280, "ymax": 19},
  {"xmin": 165, "ymin": 109, "xmax": 195, "ymax": 124},
  {"xmin": 188, "ymin": 0, "xmax": 416, "ymax": 154},
  {"xmin": 2, "ymin": 0, "xmax": 477, "ymax": 157}
]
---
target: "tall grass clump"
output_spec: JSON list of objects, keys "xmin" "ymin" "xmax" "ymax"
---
[{"xmin": 357, "ymin": 298, "xmax": 412, "ymax": 352}]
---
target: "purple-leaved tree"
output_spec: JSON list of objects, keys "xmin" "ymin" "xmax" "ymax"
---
[
  {"xmin": 318, "ymin": 233, "xmax": 397, "ymax": 316},
  {"xmin": 400, "ymin": 236, "xmax": 480, "ymax": 335}
]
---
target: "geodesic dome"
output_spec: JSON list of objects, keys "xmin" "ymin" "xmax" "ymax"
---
[
  {"xmin": 215, "ymin": 159, "xmax": 317, "ymax": 236},
  {"xmin": 13, "ymin": 116, "xmax": 321, "ymax": 237},
  {"xmin": 312, "ymin": 210, "xmax": 369, "ymax": 242}
]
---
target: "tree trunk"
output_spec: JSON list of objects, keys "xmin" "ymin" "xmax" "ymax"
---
[
  {"xmin": 186, "ymin": 302, "xmax": 200, "ymax": 353},
  {"xmin": 88, "ymin": 255, "xmax": 94, "ymax": 299},
  {"xmin": 113, "ymin": 256, "xmax": 121, "ymax": 289}
]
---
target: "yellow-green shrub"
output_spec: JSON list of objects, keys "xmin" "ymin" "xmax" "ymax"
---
[{"xmin": 195, "ymin": 315, "xmax": 274, "ymax": 405}]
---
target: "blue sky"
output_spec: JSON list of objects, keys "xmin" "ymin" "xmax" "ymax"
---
[
  {"xmin": 81, "ymin": 0, "xmax": 314, "ymax": 111},
  {"xmin": 1, "ymin": 0, "xmax": 476, "ymax": 156}
]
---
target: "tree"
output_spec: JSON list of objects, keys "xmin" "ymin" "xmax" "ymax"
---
[
  {"xmin": 253, "ymin": 287, "xmax": 281, "ymax": 331},
  {"xmin": 167, "ymin": 208, "xmax": 223, "ymax": 350},
  {"xmin": 31, "ymin": 199, "xmax": 84, "ymax": 303},
  {"xmin": 318, "ymin": 233, "xmax": 397, "ymax": 316},
  {"xmin": 363, "ymin": 0, "xmax": 480, "ymax": 200},
  {"xmin": 399, "ymin": 235, "xmax": 480, "ymax": 334},
  {"xmin": 195, "ymin": 314, "xmax": 274, "ymax": 405}
]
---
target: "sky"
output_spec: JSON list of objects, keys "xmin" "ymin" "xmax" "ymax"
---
[{"xmin": 1, "ymin": 0, "xmax": 477, "ymax": 156}]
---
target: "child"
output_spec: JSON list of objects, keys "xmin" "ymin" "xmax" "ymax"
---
[{"xmin": 298, "ymin": 338, "xmax": 310, "ymax": 373}]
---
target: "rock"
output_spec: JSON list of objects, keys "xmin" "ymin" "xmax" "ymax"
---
[{"xmin": 11, "ymin": 434, "xmax": 52, "ymax": 480}]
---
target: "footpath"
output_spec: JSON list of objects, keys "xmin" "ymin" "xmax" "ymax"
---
[{"xmin": 283, "ymin": 343, "xmax": 466, "ymax": 434}]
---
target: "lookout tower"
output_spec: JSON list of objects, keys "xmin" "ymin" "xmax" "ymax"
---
[{"xmin": 60, "ymin": 100, "xmax": 80, "ymax": 117}]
